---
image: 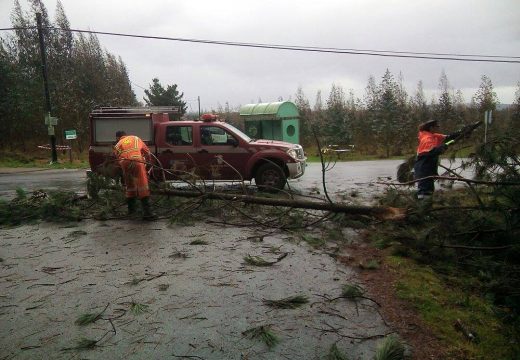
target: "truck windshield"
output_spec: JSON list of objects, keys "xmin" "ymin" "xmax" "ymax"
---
[{"xmin": 222, "ymin": 123, "xmax": 252, "ymax": 142}]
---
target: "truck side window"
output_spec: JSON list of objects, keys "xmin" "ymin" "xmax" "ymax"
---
[
  {"xmin": 166, "ymin": 126, "xmax": 192, "ymax": 145},
  {"xmin": 201, "ymin": 126, "xmax": 236, "ymax": 146}
]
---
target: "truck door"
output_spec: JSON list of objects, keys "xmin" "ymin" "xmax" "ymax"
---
[
  {"xmin": 156, "ymin": 125, "xmax": 197, "ymax": 181},
  {"xmin": 196, "ymin": 125, "xmax": 249, "ymax": 180}
]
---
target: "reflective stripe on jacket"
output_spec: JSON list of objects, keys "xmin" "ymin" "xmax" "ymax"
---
[
  {"xmin": 114, "ymin": 135, "xmax": 150, "ymax": 161},
  {"xmin": 114, "ymin": 135, "xmax": 151, "ymax": 199},
  {"xmin": 416, "ymin": 131, "xmax": 446, "ymax": 156}
]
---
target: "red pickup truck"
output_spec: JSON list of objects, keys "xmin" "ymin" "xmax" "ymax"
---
[{"xmin": 88, "ymin": 107, "xmax": 306, "ymax": 190}]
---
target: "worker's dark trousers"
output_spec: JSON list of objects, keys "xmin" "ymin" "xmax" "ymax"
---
[{"xmin": 414, "ymin": 154, "xmax": 438, "ymax": 196}]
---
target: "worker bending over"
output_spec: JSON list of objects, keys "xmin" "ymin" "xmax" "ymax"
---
[{"xmin": 114, "ymin": 130, "xmax": 156, "ymax": 219}]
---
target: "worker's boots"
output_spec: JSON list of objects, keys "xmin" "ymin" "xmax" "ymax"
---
[
  {"xmin": 141, "ymin": 197, "xmax": 157, "ymax": 220},
  {"xmin": 127, "ymin": 197, "xmax": 137, "ymax": 215}
]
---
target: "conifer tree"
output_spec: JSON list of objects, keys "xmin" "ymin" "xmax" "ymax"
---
[
  {"xmin": 294, "ymin": 86, "xmax": 313, "ymax": 146},
  {"xmin": 326, "ymin": 83, "xmax": 350, "ymax": 145},
  {"xmin": 376, "ymin": 69, "xmax": 401, "ymax": 157},
  {"xmin": 473, "ymin": 75, "xmax": 498, "ymax": 113},
  {"xmin": 144, "ymin": 78, "xmax": 187, "ymax": 116},
  {"xmin": 434, "ymin": 70, "xmax": 458, "ymax": 131}
]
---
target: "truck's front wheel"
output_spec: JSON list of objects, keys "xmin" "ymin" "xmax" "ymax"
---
[{"xmin": 255, "ymin": 163, "xmax": 286, "ymax": 192}]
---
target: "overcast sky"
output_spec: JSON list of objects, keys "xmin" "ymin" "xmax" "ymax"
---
[{"xmin": 1, "ymin": 0, "xmax": 519, "ymax": 112}]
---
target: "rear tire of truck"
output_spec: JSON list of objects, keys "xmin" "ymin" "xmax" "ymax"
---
[{"xmin": 255, "ymin": 163, "xmax": 286, "ymax": 192}]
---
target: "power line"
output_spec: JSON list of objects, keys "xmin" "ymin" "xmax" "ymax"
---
[
  {"xmin": 130, "ymin": 81, "xmax": 146, "ymax": 90},
  {"xmin": 1, "ymin": 26, "xmax": 519, "ymax": 63}
]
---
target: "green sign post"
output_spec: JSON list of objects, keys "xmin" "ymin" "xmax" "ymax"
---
[
  {"xmin": 64, "ymin": 129, "xmax": 77, "ymax": 162},
  {"xmin": 64, "ymin": 129, "xmax": 77, "ymax": 140}
]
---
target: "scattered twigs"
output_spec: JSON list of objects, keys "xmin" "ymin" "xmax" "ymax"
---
[
  {"xmin": 243, "ymin": 252, "xmax": 287, "ymax": 266},
  {"xmin": 64, "ymin": 303, "xmax": 117, "ymax": 352},
  {"xmin": 315, "ymin": 284, "xmax": 381, "ymax": 307},
  {"xmin": 75, "ymin": 303, "xmax": 110, "ymax": 326},
  {"xmin": 438, "ymin": 243, "xmax": 513, "ymax": 251},
  {"xmin": 312, "ymin": 128, "xmax": 334, "ymax": 204},
  {"xmin": 242, "ymin": 325, "xmax": 280, "ymax": 348},
  {"xmin": 263, "ymin": 295, "xmax": 309, "ymax": 309},
  {"xmin": 153, "ymin": 188, "xmax": 405, "ymax": 220},
  {"xmin": 314, "ymin": 321, "xmax": 391, "ymax": 341},
  {"xmin": 439, "ymin": 164, "xmax": 484, "ymax": 207},
  {"xmin": 454, "ymin": 319, "xmax": 479, "ymax": 343},
  {"xmin": 378, "ymin": 175, "xmax": 520, "ymax": 187}
]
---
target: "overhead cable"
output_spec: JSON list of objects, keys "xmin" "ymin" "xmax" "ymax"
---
[{"xmin": 1, "ymin": 26, "xmax": 519, "ymax": 63}]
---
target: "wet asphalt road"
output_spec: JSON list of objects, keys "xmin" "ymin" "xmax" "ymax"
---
[
  {"xmin": 0, "ymin": 161, "xmax": 405, "ymax": 201},
  {"xmin": 0, "ymin": 162, "xmax": 402, "ymax": 359}
]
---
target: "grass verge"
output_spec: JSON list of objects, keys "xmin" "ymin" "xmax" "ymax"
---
[{"xmin": 386, "ymin": 254, "xmax": 516, "ymax": 359}]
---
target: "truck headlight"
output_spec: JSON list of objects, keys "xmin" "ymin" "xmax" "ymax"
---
[{"xmin": 287, "ymin": 148, "xmax": 298, "ymax": 159}]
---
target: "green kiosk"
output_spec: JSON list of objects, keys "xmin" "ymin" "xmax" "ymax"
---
[{"xmin": 239, "ymin": 101, "xmax": 300, "ymax": 144}]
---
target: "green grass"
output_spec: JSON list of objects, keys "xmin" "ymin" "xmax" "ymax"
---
[
  {"xmin": 373, "ymin": 335, "xmax": 405, "ymax": 360},
  {"xmin": 387, "ymin": 256, "xmax": 514, "ymax": 359},
  {"xmin": 0, "ymin": 152, "xmax": 89, "ymax": 169}
]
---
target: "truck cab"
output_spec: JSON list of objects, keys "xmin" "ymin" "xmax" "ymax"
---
[{"xmin": 88, "ymin": 108, "xmax": 306, "ymax": 191}]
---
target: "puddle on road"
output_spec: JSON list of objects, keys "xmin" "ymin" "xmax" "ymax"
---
[{"xmin": 0, "ymin": 220, "xmax": 390, "ymax": 359}]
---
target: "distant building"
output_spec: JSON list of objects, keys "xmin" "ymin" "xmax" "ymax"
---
[{"xmin": 239, "ymin": 101, "xmax": 300, "ymax": 144}]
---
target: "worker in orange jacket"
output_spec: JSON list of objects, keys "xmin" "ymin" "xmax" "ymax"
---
[
  {"xmin": 114, "ymin": 131, "xmax": 156, "ymax": 219},
  {"xmin": 413, "ymin": 120, "xmax": 461, "ymax": 199}
]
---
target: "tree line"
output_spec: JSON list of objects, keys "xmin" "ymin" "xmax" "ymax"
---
[
  {"xmin": 205, "ymin": 72, "xmax": 519, "ymax": 158},
  {"xmin": 276, "ymin": 72, "xmax": 517, "ymax": 156},
  {"xmin": 0, "ymin": 0, "xmax": 139, "ymax": 152},
  {"xmin": 0, "ymin": 0, "xmax": 186, "ymax": 153},
  {"xmin": 1, "ymin": 0, "xmax": 518, "ymax": 157}
]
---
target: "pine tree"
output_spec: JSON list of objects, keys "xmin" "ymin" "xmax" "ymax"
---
[
  {"xmin": 511, "ymin": 82, "xmax": 520, "ymax": 127},
  {"xmin": 312, "ymin": 90, "xmax": 325, "ymax": 136},
  {"xmin": 376, "ymin": 69, "xmax": 401, "ymax": 157},
  {"xmin": 143, "ymin": 78, "xmax": 187, "ymax": 117},
  {"xmin": 473, "ymin": 75, "xmax": 498, "ymax": 113},
  {"xmin": 294, "ymin": 86, "xmax": 313, "ymax": 146},
  {"xmin": 434, "ymin": 70, "xmax": 458, "ymax": 131},
  {"xmin": 326, "ymin": 84, "xmax": 350, "ymax": 145},
  {"xmin": 359, "ymin": 75, "xmax": 379, "ymax": 153}
]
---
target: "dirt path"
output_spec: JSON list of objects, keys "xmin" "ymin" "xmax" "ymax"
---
[{"xmin": 1, "ymin": 219, "xmax": 391, "ymax": 360}]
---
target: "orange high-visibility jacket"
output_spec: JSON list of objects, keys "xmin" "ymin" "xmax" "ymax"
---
[
  {"xmin": 416, "ymin": 131, "xmax": 446, "ymax": 156},
  {"xmin": 114, "ymin": 135, "xmax": 151, "ymax": 199},
  {"xmin": 114, "ymin": 135, "xmax": 150, "ymax": 161}
]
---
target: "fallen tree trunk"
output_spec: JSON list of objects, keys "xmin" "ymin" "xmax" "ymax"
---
[{"xmin": 152, "ymin": 188, "xmax": 406, "ymax": 220}]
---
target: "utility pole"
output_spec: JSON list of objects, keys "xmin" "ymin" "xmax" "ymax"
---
[
  {"xmin": 36, "ymin": 12, "xmax": 58, "ymax": 163},
  {"xmin": 198, "ymin": 96, "xmax": 201, "ymax": 120},
  {"xmin": 484, "ymin": 110, "xmax": 492, "ymax": 143}
]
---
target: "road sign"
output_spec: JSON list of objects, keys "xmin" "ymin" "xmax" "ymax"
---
[
  {"xmin": 65, "ymin": 129, "xmax": 77, "ymax": 140},
  {"xmin": 45, "ymin": 114, "xmax": 58, "ymax": 126},
  {"xmin": 485, "ymin": 110, "xmax": 493, "ymax": 124}
]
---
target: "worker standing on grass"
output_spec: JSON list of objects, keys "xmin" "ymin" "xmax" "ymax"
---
[
  {"xmin": 413, "ymin": 120, "xmax": 462, "ymax": 200},
  {"xmin": 114, "ymin": 131, "xmax": 156, "ymax": 220}
]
